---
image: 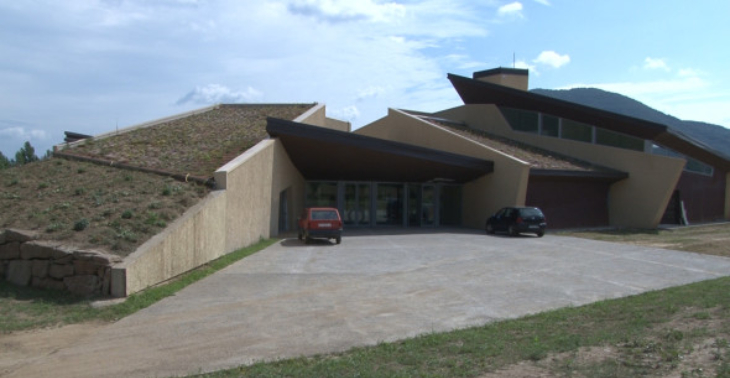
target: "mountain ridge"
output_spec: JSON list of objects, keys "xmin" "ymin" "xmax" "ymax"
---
[{"xmin": 531, "ymin": 87, "xmax": 730, "ymax": 158}]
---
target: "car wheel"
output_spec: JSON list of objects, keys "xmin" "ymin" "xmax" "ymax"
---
[
  {"xmin": 536, "ymin": 231, "xmax": 544, "ymax": 237},
  {"xmin": 508, "ymin": 225, "xmax": 518, "ymax": 237},
  {"xmin": 336, "ymin": 236, "xmax": 341, "ymax": 244}
]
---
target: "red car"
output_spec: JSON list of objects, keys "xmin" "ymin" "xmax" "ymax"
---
[{"xmin": 298, "ymin": 207, "xmax": 343, "ymax": 244}]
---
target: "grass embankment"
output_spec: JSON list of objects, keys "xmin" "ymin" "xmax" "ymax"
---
[
  {"xmin": 1, "ymin": 158, "xmax": 209, "ymax": 255},
  {"xmin": 0, "ymin": 239, "xmax": 277, "ymax": 333},
  {"xmin": 560, "ymin": 223, "xmax": 730, "ymax": 258}
]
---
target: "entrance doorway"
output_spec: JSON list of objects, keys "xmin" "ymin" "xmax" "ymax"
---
[
  {"xmin": 343, "ymin": 183, "xmax": 371, "ymax": 227},
  {"xmin": 305, "ymin": 181, "xmax": 462, "ymax": 228}
]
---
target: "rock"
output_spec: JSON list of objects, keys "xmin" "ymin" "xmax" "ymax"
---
[
  {"xmin": 32, "ymin": 277, "xmax": 66, "ymax": 291},
  {"xmin": 72, "ymin": 251, "xmax": 98, "ymax": 261},
  {"xmin": 7, "ymin": 260, "xmax": 33, "ymax": 286},
  {"xmin": 0, "ymin": 230, "xmax": 5, "ymax": 244},
  {"xmin": 32, "ymin": 260, "xmax": 49, "ymax": 278},
  {"xmin": 91, "ymin": 253, "xmax": 123, "ymax": 265},
  {"xmin": 64, "ymin": 275, "xmax": 100, "ymax": 296},
  {"xmin": 74, "ymin": 260, "xmax": 104, "ymax": 276},
  {"xmin": 0, "ymin": 242, "xmax": 21, "ymax": 260},
  {"xmin": 101, "ymin": 268, "xmax": 111, "ymax": 295},
  {"xmin": 0, "ymin": 261, "xmax": 5, "ymax": 277},
  {"xmin": 54, "ymin": 254, "xmax": 74, "ymax": 265},
  {"xmin": 48, "ymin": 264, "xmax": 75, "ymax": 279},
  {"xmin": 20, "ymin": 241, "xmax": 68, "ymax": 260},
  {"xmin": 4, "ymin": 229, "xmax": 39, "ymax": 243}
]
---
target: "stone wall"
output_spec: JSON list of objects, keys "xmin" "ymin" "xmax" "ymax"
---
[{"xmin": 0, "ymin": 229, "xmax": 121, "ymax": 296}]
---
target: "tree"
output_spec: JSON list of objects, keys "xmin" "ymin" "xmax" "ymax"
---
[
  {"xmin": 0, "ymin": 151, "xmax": 10, "ymax": 169},
  {"xmin": 14, "ymin": 141, "xmax": 39, "ymax": 166}
]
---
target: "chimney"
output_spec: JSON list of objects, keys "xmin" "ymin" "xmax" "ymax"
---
[{"xmin": 473, "ymin": 67, "xmax": 529, "ymax": 91}]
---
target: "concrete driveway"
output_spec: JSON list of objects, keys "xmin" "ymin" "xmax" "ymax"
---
[{"xmin": 6, "ymin": 230, "xmax": 730, "ymax": 378}]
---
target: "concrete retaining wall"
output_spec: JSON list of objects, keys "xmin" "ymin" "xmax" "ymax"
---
[
  {"xmin": 7, "ymin": 104, "xmax": 336, "ymax": 297},
  {"xmin": 1, "ymin": 229, "xmax": 121, "ymax": 296}
]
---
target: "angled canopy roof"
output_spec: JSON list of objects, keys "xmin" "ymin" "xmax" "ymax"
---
[
  {"xmin": 266, "ymin": 118, "xmax": 494, "ymax": 183},
  {"xmin": 447, "ymin": 73, "xmax": 730, "ymax": 171}
]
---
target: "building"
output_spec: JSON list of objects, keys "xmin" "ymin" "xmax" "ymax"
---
[
  {"xmin": 271, "ymin": 67, "xmax": 730, "ymax": 231},
  {"xmin": 54, "ymin": 68, "xmax": 730, "ymax": 296}
]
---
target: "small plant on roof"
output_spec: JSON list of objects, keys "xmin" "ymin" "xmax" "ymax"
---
[{"xmin": 73, "ymin": 218, "xmax": 90, "ymax": 231}]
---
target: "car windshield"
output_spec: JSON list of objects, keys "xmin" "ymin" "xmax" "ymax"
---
[
  {"xmin": 520, "ymin": 208, "xmax": 544, "ymax": 217},
  {"xmin": 312, "ymin": 210, "xmax": 338, "ymax": 220}
]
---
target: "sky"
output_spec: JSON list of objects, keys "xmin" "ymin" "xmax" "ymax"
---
[{"xmin": 1, "ymin": 0, "xmax": 729, "ymax": 159}]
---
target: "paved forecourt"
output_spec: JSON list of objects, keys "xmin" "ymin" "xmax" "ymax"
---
[{"xmin": 7, "ymin": 230, "xmax": 730, "ymax": 378}]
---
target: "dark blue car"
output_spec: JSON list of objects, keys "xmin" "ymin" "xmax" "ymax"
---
[{"xmin": 486, "ymin": 207, "xmax": 546, "ymax": 237}]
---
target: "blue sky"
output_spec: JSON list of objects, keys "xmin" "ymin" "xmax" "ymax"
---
[{"xmin": 1, "ymin": 0, "xmax": 729, "ymax": 158}]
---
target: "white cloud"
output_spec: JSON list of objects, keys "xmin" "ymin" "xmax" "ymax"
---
[
  {"xmin": 644, "ymin": 57, "xmax": 670, "ymax": 72},
  {"xmin": 514, "ymin": 60, "xmax": 537, "ymax": 73},
  {"xmin": 331, "ymin": 105, "xmax": 361, "ymax": 121},
  {"xmin": 176, "ymin": 84, "xmax": 264, "ymax": 105},
  {"xmin": 497, "ymin": 2, "xmax": 523, "ymax": 17},
  {"xmin": 0, "ymin": 126, "xmax": 49, "ymax": 154},
  {"xmin": 678, "ymin": 68, "xmax": 703, "ymax": 78},
  {"xmin": 286, "ymin": 0, "xmax": 406, "ymax": 23},
  {"xmin": 533, "ymin": 0, "xmax": 551, "ymax": 5},
  {"xmin": 356, "ymin": 86, "xmax": 387, "ymax": 101},
  {"xmin": 533, "ymin": 50, "xmax": 570, "ymax": 68}
]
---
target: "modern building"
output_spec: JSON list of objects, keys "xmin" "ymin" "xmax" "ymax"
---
[
  {"xmin": 271, "ymin": 67, "xmax": 730, "ymax": 231},
  {"xmin": 53, "ymin": 67, "xmax": 730, "ymax": 296}
]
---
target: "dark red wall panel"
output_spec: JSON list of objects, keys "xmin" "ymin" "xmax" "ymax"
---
[
  {"xmin": 526, "ymin": 178, "xmax": 610, "ymax": 229},
  {"xmin": 672, "ymin": 169, "xmax": 727, "ymax": 224}
]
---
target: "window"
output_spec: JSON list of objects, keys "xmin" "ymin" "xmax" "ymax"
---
[
  {"xmin": 500, "ymin": 107, "xmax": 538, "ymax": 133},
  {"xmin": 561, "ymin": 119, "xmax": 593, "ymax": 142},
  {"xmin": 541, "ymin": 114, "xmax": 560, "ymax": 137},
  {"xmin": 595, "ymin": 128, "xmax": 645, "ymax": 151},
  {"xmin": 652, "ymin": 145, "xmax": 715, "ymax": 176},
  {"xmin": 685, "ymin": 157, "xmax": 714, "ymax": 176},
  {"xmin": 306, "ymin": 182, "xmax": 338, "ymax": 207}
]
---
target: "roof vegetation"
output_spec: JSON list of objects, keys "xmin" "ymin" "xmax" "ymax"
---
[
  {"xmin": 58, "ymin": 104, "xmax": 315, "ymax": 178},
  {"xmin": 2, "ymin": 104, "xmax": 314, "ymax": 255}
]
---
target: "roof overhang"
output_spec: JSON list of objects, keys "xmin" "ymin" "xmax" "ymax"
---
[
  {"xmin": 448, "ymin": 73, "xmax": 730, "ymax": 172},
  {"xmin": 448, "ymin": 73, "xmax": 667, "ymax": 140},
  {"xmin": 266, "ymin": 118, "xmax": 494, "ymax": 183}
]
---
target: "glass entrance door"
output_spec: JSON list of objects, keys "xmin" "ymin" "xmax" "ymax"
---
[
  {"xmin": 421, "ymin": 184, "xmax": 436, "ymax": 226},
  {"xmin": 343, "ymin": 183, "xmax": 371, "ymax": 227}
]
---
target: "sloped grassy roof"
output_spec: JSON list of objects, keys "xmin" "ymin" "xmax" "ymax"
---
[
  {"xmin": 1, "ymin": 158, "xmax": 208, "ymax": 255},
  {"xmin": 60, "ymin": 104, "xmax": 316, "ymax": 178}
]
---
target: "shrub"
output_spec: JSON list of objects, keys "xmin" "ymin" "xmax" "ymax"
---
[{"xmin": 73, "ymin": 218, "xmax": 90, "ymax": 231}]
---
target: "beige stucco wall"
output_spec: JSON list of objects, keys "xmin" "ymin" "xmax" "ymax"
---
[
  {"xmin": 356, "ymin": 108, "xmax": 530, "ymax": 228},
  {"xmin": 294, "ymin": 103, "xmax": 350, "ymax": 132},
  {"xmin": 215, "ymin": 140, "xmax": 277, "ymax": 253},
  {"xmin": 111, "ymin": 190, "xmax": 227, "ymax": 296},
  {"xmin": 269, "ymin": 139, "xmax": 306, "ymax": 236},
  {"xmin": 475, "ymin": 74, "xmax": 528, "ymax": 91},
  {"xmin": 435, "ymin": 104, "xmax": 686, "ymax": 228}
]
